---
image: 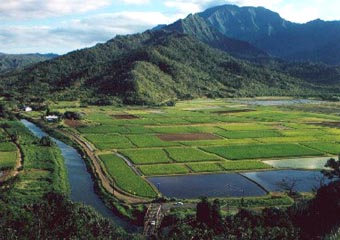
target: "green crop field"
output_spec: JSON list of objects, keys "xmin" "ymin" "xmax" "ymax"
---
[
  {"xmin": 120, "ymin": 149, "xmax": 173, "ymax": 164},
  {"xmin": 51, "ymin": 98, "xmax": 340, "ymax": 200},
  {"xmin": 0, "ymin": 142, "xmax": 17, "ymax": 152},
  {"xmin": 84, "ymin": 134, "xmax": 134, "ymax": 150},
  {"xmin": 302, "ymin": 142, "xmax": 340, "ymax": 155},
  {"xmin": 99, "ymin": 154, "xmax": 157, "ymax": 198},
  {"xmin": 187, "ymin": 162, "xmax": 224, "ymax": 172},
  {"xmin": 220, "ymin": 160, "xmax": 271, "ymax": 171},
  {"xmin": 216, "ymin": 130, "xmax": 282, "ymax": 139},
  {"xmin": 203, "ymin": 143, "xmax": 324, "ymax": 160},
  {"xmin": 127, "ymin": 135, "xmax": 181, "ymax": 147},
  {"xmin": 166, "ymin": 147, "xmax": 221, "ymax": 162},
  {"xmin": 0, "ymin": 151, "xmax": 17, "ymax": 170},
  {"xmin": 139, "ymin": 164, "xmax": 190, "ymax": 176}
]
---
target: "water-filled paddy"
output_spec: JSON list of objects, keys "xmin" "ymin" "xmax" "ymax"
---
[{"xmin": 148, "ymin": 173, "xmax": 267, "ymax": 199}]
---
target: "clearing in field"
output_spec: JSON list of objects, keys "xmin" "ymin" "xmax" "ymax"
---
[
  {"xmin": 158, "ymin": 133, "xmax": 221, "ymax": 141},
  {"xmin": 64, "ymin": 119, "xmax": 83, "ymax": 128},
  {"xmin": 113, "ymin": 114, "xmax": 139, "ymax": 119},
  {"xmin": 213, "ymin": 109, "xmax": 255, "ymax": 114}
]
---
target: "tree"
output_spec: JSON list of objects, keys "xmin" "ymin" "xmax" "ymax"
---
[
  {"xmin": 39, "ymin": 136, "xmax": 54, "ymax": 147},
  {"xmin": 196, "ymin": 197, "xmax": 211, "ymax": 225},
  {"xmin": 276, "ymin": 177, "xmax": 300, "ymax": 196},
  {"xmin": 322, "ymin": 156, "xmax": 340, "ymax": 179}
]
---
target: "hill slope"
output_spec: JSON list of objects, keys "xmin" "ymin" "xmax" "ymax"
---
[
  {"xmin": 0, "ymin": 30, "xmax": 322, "ymax": 105},
  {"xmin": 0, "ymin": 53, "xmax": 58, "ymax": 73},
  {"xmin": 165, "ymin": 14, "xmax": 267, "ymax": 60},
  {"xmin": 199, "ymin": 5, "xmax": 340, "ymax": 64}
]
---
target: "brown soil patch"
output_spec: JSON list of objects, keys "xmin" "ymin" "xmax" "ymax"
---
[
  {"xmin": 213, "ymin": 109, "xmax": 255, "ymax": 114},
  {"xmin": 158, "ymin": 133, "xmax": 221, "ymax": 141},
  {"xmin": 64, "ymin": 119, "xmax": 83, "ymax": 128},
  {"xmin": 272, "ymin": 124, "xmax": 291, "ymax": 130},
  {"xmin": 113, "ymin": 114, "xmax": 139, "ymax": 119},
  {"xmin": 307, "ymin": 121, "xmax": 340, "ymax": 127}
]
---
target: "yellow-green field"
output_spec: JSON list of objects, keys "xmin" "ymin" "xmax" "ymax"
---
[{"xmin": 25, "ymin": 98, "xmax": 340, "ymax": 198}]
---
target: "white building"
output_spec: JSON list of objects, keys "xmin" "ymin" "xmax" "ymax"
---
[
  {"xmin": 45, "ymin": 115, "xmax": 59, "ymax": 121},
  {"xmin": 24, "ymin": 106, "xmax": 32, "ymax": 112}
]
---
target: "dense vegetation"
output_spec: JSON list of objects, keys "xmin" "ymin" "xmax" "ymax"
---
[
  {"xmin": 0, "ymin": 192, "xmax": 135, "ymax": 240},
  {"xmin": 192, "ymin": 4, "xmax": 340, "ymax": 65},
  {"xmin": 1, "ymin": 30, "xmax": 337, "ymax": 106},
  {"xmin": 0, "ymin": 53, "xmax": 57, "ymax": 73}
]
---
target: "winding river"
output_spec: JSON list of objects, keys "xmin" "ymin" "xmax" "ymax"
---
[{"xmin": 20, "ymin": 120, "xmax": 135, "ymax": 231}]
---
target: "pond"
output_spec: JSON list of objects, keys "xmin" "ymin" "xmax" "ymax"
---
[
  {"xmin": 20, "ymin": 120, "xmax": 134, "ymax": 231},
  {"xmin": 242, "ymin": 170, "xmax": 330, "ymax": 192},
  {"xmin": 147, "ymin": 173, "xmax": 267, "ymax": 199},
  {"xmin": 148, "ymin": 169, "xmax": 332, "ymax": 198}
]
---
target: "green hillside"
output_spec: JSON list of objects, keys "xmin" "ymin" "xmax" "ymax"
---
[{"xmin": 0, "ymin": 30, "xmax": 326, "ymax": 105}]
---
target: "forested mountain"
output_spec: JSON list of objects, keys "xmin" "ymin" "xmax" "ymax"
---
[
  {"xmin": 0, "ymin": 30, "xmax": 328, "ymax": 105},
  {"xmin": 165, "ymin": 4, "xmax": 340, "ymax": 65},
  {"xmin": 0, "ymin": 53, "xmax": 58, "ymax": 73},
  {"xmin": 165, "ymin": 14, "xmax": 267, "ymax": 60}
]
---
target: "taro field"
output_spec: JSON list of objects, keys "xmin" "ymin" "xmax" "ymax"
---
[{"xmin": 51, "ymin": 98, "xmax": 340, "ymax": 198}]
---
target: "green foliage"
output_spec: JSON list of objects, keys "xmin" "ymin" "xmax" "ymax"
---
[
  {"xmin": 99, "ymin": 153, "xmax": 157, "ymax": 198},
  {"xmin": 303, "ymin": 142, "xmax": 340, "ymax": 155},
  {"xmin": 1, "ymin": 120, "xmax": 69, "ymax": 203},
  {"xmin": 0, "ymin": 142, "xmax": 16, "ymax": 151},
  {"xmin": 220, "ymin": 160, "xmax": 271, "ymax": 171},
  {"xmin": 0, "ymin": 151, "xmax": 17, "ymax": 170},
  {"xmin": 166, "ymin": 147, "xmax": 220, "ymax": 162},
  {"xmin": 0, "ymin": 30, "xmax": 327, "ymax": 105},
  {"xmin": 187, "ymin": 162, "xmax": 224, "ymax": 172},
  {"xmin": 203, "ymin": 143, "xmax": 324, "ymax": 160},
  {"xmin": 120, "ymin": 149, "xmax": 172, "ymax": 164},
  {"xmin": 0, "ymin": 192, "xmax": 129, "ymax": 239},
  {"xmin": 39, "ymin": 136, "xmax": 54, "ymax": 147},
  {"xmin": 84, "ymin": 134, "xmax": 134, "ymax": 150},
  {"xmin": 127, "ymin": 135, "xmax": 180, "ymax": 148},
  {"xmin": 139, "ymin": 164, "xmax": 189, "ymax": 176},
  {"xmin": 216, "ymin": 130, "xmax": 282, "ymax": 139}
]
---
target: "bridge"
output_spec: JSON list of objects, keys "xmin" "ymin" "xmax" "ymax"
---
[{"xmin": 143, "ymin": 203, "xmax": 164, "ymax": 238}]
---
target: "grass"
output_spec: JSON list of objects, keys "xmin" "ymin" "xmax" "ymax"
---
[
  {"xmin": 0, "ymin": 151, "xmax": 17, "ymax": 170},
  {"xmin": 0, "ymin": 142, "xmax": 17, "ymax": 152},
  {"xmin": 279, "ymin": 129, "xmax": 328, "ymax": 137},
  {"xmin": 120, "ymin": 149, "xmax": 172, "ymax": 164},
  {"xmin": 203, "ymin": 143, "xmax": 324, "ymax": 160},
  {"xmin": 302, "ymin": 142, "xmax": 340, "ymax": 155},
  {"xmin": 77, "ymin": 125, "xmax": 129, "ymax": 134},
  {"xmin": 84, "ymin": 134, "xmax": 134, "ymax": 150},
  {"xmin": 2, "ymin": 120, "xmax": 70, "ymax": 204},
  {"xmin": 256, "ymin": 136, "xmax": 319, "ymax": 144},
  {"xmin": 139, "ymin": 164, "xmax": 190, "ymax": 176},
  {"xmin": 127, "ymin": 135, "xmax": 181, "ymax": 148},
  {"xmin": 219, "ymin": 123, "xmax": 274, "ymax": 131},
  {"xmin": 149, "ymin": 126, "xmax": 199, "ymax": 134},
  {"xmin": 166, "ymin": 147, "xmax": 220, "ymax": 162},
  {"xmin": 99, "ymin": 154, "xmax": 157, "ymax": 198},
  {"xmin": 187, "ymin": 162, "xmax": 224, "ymax": 172},
  {"xmin": 216, "ymin": 130, "xmax": 282, "ymax": 139},
  {"xmin": 220, "ymin": 160, "xmax": 271, "ymax": 171}
]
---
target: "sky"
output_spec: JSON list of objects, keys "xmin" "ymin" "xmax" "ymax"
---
[{"xmin": 1, "ymin": 0, "xmax": 339, "ymax": 54}]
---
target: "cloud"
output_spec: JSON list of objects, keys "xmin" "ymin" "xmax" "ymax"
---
[
  {"xmin": 120, "ymin": 0, "xmax": 150, "ymax": 4},
  {"xmin": 0, "ymin": 11, "xmax": 178, "ymax": 54},
  {"xmin": 0, "ymin": 0, "xmax": 111, "ymax": 19},
  {"xmin": 164, "ymin": 0, "xmax": 227, "ymax": 14}
]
